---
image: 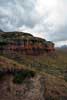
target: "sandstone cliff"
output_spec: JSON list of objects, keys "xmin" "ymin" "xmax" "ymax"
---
[{"xmin": 0, "ymin": 31, "xmax": 55, "ymax": 55}]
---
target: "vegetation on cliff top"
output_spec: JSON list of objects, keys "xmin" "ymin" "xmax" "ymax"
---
[{"xmin": 0, "ymin": 31, "xmax": 53, "ymax": 45}]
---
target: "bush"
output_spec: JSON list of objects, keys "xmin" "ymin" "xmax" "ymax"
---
[
  {"xmin": 0, "ymin": 71, "xmax": 4, "ymax": 80},
  {"xmin": 13, "ymin": 70, "xmax": 35, "ymax": 84}
]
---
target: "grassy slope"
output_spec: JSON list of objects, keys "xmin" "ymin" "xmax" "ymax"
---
[
  {"xmin": 0, "ymin": 55, "xmax": 67, "ymax": 98},
  {"xmin": 1, "ymin": 50, "xmax": 67, "ymax": 78},
  {"xmin": 0, "ymin": 49, "xmax": 67, "ymax": 78}
]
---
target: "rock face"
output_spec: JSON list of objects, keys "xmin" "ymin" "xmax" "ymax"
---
[
  {"xmin": 0, "ymin": 32, "xmax": 55, "ymax": 55},
  {"xmin": 0, "ymin": 71, "xmax": 45, "ymax": 100},
  {"xmin": 0, "ymin": 72, "xmax": 67, "ymax": 100}
]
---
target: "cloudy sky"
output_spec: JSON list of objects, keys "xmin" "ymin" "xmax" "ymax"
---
[{"xmin": 0, "ymin": 0, "xmax": 67, "ymax": 46}]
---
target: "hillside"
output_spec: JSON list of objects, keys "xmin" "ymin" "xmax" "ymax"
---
[
  {"xmin": 0, "ymin": 31, "xmax": 67, "ymax": 100},
  {"xmin": 56, "ymin": 45, "xmax": 67, "ymax": 53},
  {"xmin": 0, "ymin": 55, "xmax": 67, "ymax": 100}
]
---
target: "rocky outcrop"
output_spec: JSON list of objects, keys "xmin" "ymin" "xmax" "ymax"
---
[
  {"xmin": 0, "ymin": 72, "xmax": 67, "ymax": 100},
  {"xmin": 0, "ymin": 32, "xmax": 55, "ymax": 55}
]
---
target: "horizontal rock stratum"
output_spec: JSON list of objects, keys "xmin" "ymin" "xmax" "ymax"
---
[{"xmin": 0, "ymin": 31, "xmax": 55, "ymax": 55}]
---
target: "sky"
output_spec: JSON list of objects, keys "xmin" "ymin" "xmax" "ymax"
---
[{"xmin": 0, "ymin": 0, "xmax": 67, "ymax": 47}]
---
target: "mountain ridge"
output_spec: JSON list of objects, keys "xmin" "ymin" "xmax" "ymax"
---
[{"xmin": 0, "ymin": 31, "xmax": 55, "ymax": 55}]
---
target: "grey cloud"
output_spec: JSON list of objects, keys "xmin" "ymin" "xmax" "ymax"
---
[
  {"xmin": 47, "ymin": 25, "xmax": 67, "ymax": 42},
  {"xmin": 0, "ymin": 0, "xmax": 67, "ymax": 44},
  {"xmin": 0, "ymin": 0, "xmax": 40, "ymax": 30}
]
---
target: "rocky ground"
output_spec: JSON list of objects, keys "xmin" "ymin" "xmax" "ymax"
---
[
  {"xmin": 0, "ymin": 74, "xmax": 46, "ymax": 100},
  {"xmin": 0, "ymin": 73, "xmax": 67, "ymax": 100}
]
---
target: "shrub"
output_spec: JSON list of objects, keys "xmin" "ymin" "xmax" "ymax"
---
[
  {"xmin": 13, "ymin": 70, "xmax": 35, "ymax": 84},
  {"xmin": 0, "ymin": 71, "xmax": 4, "ymax": 80}
]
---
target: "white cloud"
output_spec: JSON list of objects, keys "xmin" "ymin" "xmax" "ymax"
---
[
  {"xmin": 36, "ymin": 0, "xmax": 65, "ymax": 30},
  {"xmin": 55, "ymin": 40, "xmax": 67, "ymax": 47},
  {"xmin": 18, "ymin": 25, "xmax": 46, "ymax": 38}
]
